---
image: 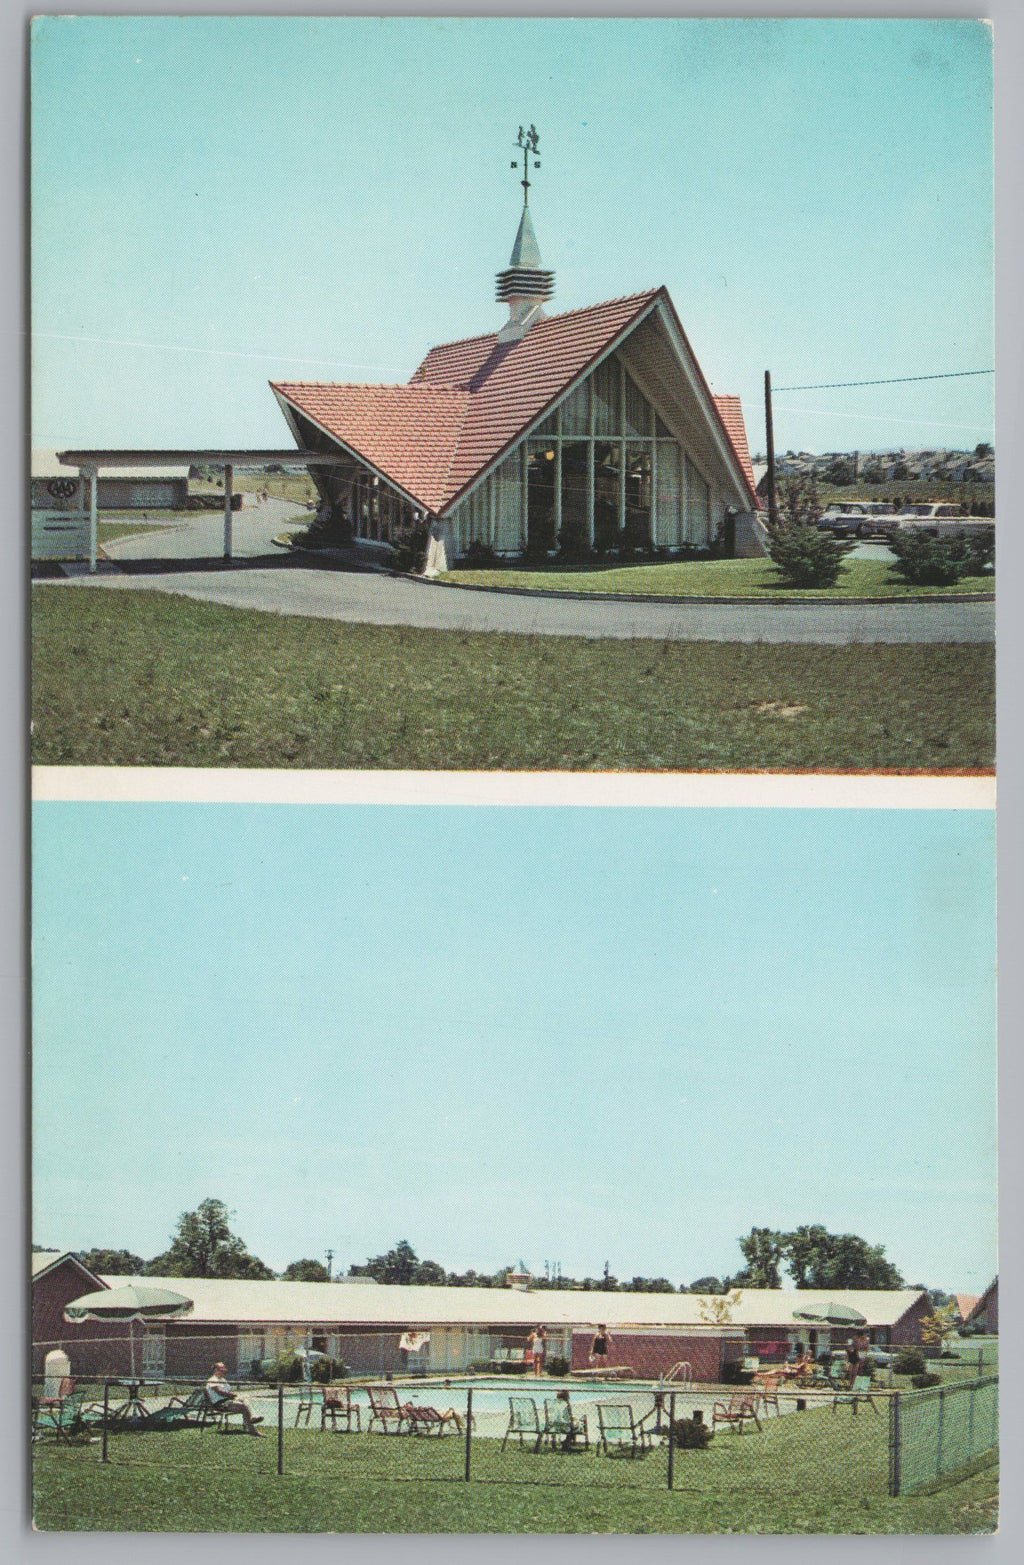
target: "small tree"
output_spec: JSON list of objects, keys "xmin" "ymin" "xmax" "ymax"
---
[
  {"xmin": 920, "ymin": 1303, "xmax": 960, "ymax": 1357},
  {"xmin": 699, "ymin": 1288, "xmax": 742, "ymax": 1325},
  {"xmin": 147, "ymin": 1199, "xmax": 275, "ymax": 1279},
  {"xmin": 766, "ymin": 476, "xmax": 853, "ymax": 588}
]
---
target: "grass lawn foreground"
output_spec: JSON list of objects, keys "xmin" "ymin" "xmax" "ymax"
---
[
  {"xmin": 440, "ymin": 557, "xmax": 994, "ymax": 600},
  {"xmin": 31, "ymin": 587, "xmax": 994, "ymax": 771},
  {"xmin": 32, "ymin": 1407, "xmax": 996, "ymax": 1534}
]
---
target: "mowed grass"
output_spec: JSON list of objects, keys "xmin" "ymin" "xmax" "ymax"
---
[
  {"xmin": 32, "ymin": 1410, "xmax": 996, "ymax": 1534},
  {"xmin": 31, "ymin": 588, "xmax": 994, "ymax": 771},
  {"xmin": 441, "ymin": 557, "xmax": 994, "ymax": 599}
]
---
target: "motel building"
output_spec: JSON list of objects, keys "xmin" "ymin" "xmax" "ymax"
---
[
  {"xmin": 36, "ymin": 152, "xmax": 765, "ymax": 573},
  {"xmin": 34, "ymin": 1252, "xmax": 932, "ymax": 1384}
]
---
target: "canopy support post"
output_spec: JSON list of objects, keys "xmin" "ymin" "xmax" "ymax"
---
[{"xmin": 223, "ymin": 463, "xmax": 234, "ymax": 559}]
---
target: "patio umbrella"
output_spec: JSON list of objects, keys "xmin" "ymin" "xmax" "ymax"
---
[
  {"xmin": 64, "ymin": 1285, "xmax": 194, "ymax": 1377},
  {"xmin": 792, "ymin": 1302, "xmax": 868, "ymax": 1328}
]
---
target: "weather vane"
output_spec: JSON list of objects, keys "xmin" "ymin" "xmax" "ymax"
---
[{"xmin": 511, "ymin": 124, "xmax": 541, "ymax": 205}]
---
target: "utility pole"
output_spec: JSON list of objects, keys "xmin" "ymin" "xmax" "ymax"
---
[
  {"xmin": 325, "ymin": 1248, "xmax": 334, "ymax": 1282},
  {"xmin": 764, "ymin": 370, "xmax": 779, "ymax": 529}
]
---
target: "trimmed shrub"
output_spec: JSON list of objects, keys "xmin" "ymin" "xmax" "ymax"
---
[
  {"xmin": 911, "ymin": 1372, "xmax": 943, "ymax": 1390},
  {"xmin": 967, "ymin": 525, "xmax": 995, "ymax": 572},
  {"xmin": 544, "ymin": 1355, "xmax": 570, "ymax": 1378},
  {"xmin": 669, "ymin": 1416, "xmax": 714, "ymax": 1450},
  {"xmin": 893, "ymin": 1349, "xmax": 926, "ymax": 1377},
  {"xmin": 767, "ymin": 524, "xmax": 854, "ymax": 588},
  {"xmin": 464, "ymin": 538, "xmax": 498, "ymax": 566},
  {"xmin": 887, "ymin": 530, "xmax": 973, "ymax": 586},
  {"xmin": 557, "ymin": 518, "xmax": 593, "ymax": 563},
  {"xmin": 392, "ymin": 523, "xmax": 430, "ymax": 574},
  {"xmin": 310, "ymin": 1356, "xmax": 347, "ymax": 1383},
  {"xmin": 722, "ymin": 1361, "xmax": 755, "ymax": 1385}
]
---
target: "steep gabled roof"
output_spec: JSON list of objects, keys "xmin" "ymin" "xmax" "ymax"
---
[
  {"xmin": 712, "ymin": 394, "xmax": 757, "ymax": 500},
  {"xmin": 275, "ymin": 289, "xmax": 757, "ymax": 516},
  {"xmin": 269, "ymin": 382, "xmax": 470, "ymax": 514}
]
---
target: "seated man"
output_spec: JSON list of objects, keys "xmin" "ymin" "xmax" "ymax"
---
[{"xmin": 206, "ymin": 1362, "xmax": 264, "ymax": 1436}]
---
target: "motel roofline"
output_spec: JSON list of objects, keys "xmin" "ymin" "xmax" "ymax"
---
[
  {"xmin": 100, "ymin": 1275, "xmax": 928, "ymax": 1331},
  {"xmin": 55, "ymin": 449, "xmax": 351, "ymax": 470}
]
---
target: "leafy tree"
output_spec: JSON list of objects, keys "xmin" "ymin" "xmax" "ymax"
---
[
  {"xmin": 920, "ymin": 1302, "xmax": 960, "ymax": 1356},
  {"xmin": 736, "ymin": 1227, "xmax": 785, "ymax": 1288},
  {"xmin": 78, "ymin": 1247, "xmax": 145, "ymax": 1276},
  {"xmin": 687, "ymin": 1276, "xmax": 727, "ymax": 1295},
  {"xmin": 146, "ymin": 1198, "xmax": 275, "ymax": 1280},
  {"xmin": 783, "ymin": 1225, "xmax": 903, "ymax": 1290},
  {"xmin": 974, "ymin": 442, "xmax": 993, "ymax": 459},
  {"xmin": 622, "ymin": 1277, "xmax": 676, "ymax": 1293},
  {"xmin": 281, "ymin": 1259, "xmax": 330, "ymax": 1282},
  {"xmin": 349, "ymin": 1240, "xmax": 447, "ymax": 1286}
]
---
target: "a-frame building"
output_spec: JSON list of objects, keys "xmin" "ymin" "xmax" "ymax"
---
[{"xmin": 272, "ymin": 174, "xmax": 764, "ymax": 567}]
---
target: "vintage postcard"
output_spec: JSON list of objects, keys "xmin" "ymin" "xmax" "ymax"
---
[{"xmin": 29, "ymin": 13, "xmax": 997, "ymax": 1538}]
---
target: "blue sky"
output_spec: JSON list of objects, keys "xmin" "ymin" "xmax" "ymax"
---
[
  {"xmin": 31, "ymin": 16, "xmax": 993, "ymax": 455},
  {"xmin": 32, "ymin": 803, "xmax": 996, "ymax": 1291}
]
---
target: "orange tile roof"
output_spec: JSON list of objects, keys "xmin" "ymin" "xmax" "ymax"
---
[
  {"xmin": 275, "ymin": 290, "xmax": 758, "ymax": 515},
  {"xmin": 270, "ymin": 382, "xmax": 470, "ymax": 513},
  {"xmin": 712, "ymin": 394, "xmax": 757, "ymax": 502}
]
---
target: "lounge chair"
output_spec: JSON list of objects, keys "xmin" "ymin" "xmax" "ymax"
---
[
  {"xmin": 711, "ymin": 1392, "xmax": 762, "ymax": 1434},
  {"xmin": 833, "ymin": 1374, "xmax": 880, "ymax": 1416},
  {"xmin": 542, "ymin": 1397, "xmax": 589, "ymax": 1451},
  {"xmin": 501, "ymin": 1395, "xmax": 543, "ymax": 1453},
  {"xmin": 33, "ymin": 1388, "xmax": 86, "ymax": 1443},
  {"xmin": 366, "ymin": 1384, "xmax": 414, "ymax": 1435},
  {"xmin": 295, "ymin": 1385, "xmax": 324, "ymax": 1427},
  {"xmin": 596, "ymin": 1402, "xmax": 651, "ymax": 1457},
  {"xmin": 405, "ymin": 1403, "xmax": 464, "ymax": 1436},
  {"xmin": 323, "ymin": 1386, "xmax": 362, "ymax": 1432}
]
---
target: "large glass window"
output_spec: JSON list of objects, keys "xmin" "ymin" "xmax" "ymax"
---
[
  {"xmin": 625, "ymin": 443, "xmax": 652, "ymax": 548},
  {"xmin": 624, "ymin": 372, "xmax": 652, "ymax": 439},
  {"xmin": 592, "ymin": 359, "xmax": 621, "ymax": 437},
  {"xmin": 559, "ymin": 378, "xmax": 590, "ymax": 437},
  {"xmin": 526, "ymin": 440, "xmax": 557, "ymax": 556},
  {"xmin": 493, "ymin": 452, "xmax": 525, "ymax": 552},
  {"xmin": 593, "ymin": 442, "xmax": 622, "ymax": 552},
  {"xmin": 656, "ymin": 441, "xmax": 683, "ymax": 547},
  {"xmin": 559, "ymin": 442, "xmax": 590, "ymax": 555},
  {"xmin": 686, "ymin": 457, "xmax": 710, "ymax": 547}
]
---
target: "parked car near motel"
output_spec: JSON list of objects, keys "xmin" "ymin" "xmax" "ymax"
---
[
  {"xmin": 818, "ymin": 501, "xmax": 897, "ymax": 538},
  {"xmin": 886, "ymin": 502, "xmax": 993, "ymax": 540}
]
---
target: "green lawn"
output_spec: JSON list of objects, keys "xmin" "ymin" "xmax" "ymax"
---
[
  {"xmin": 32, "ymin": 1409, "xmax": 996, "ymax": 1533},
  {"xmin": 440, "ymin": 558, "xmax": 994, "ymax": 600},
  {"xmin": 31, "ymin": 588, "xmax": 994, "ymax": 771}
]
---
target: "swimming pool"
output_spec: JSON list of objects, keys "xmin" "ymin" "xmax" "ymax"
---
[{"xmin": 244, "ymin": 1377, "xmax": 768, "ymax": 1437}]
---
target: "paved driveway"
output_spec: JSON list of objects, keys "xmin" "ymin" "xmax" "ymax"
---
[
  {"xmin": 49, "ymin": 498, "xmax": 991, "ymax": 644},
  {"xmin": 54, "ymin": 560, "xmax": 992, "ymax": 644}
]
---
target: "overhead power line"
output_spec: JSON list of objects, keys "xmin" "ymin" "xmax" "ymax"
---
[{"xmin": 773, "ymin": 369, "xmax": 994, "ymax": 392}]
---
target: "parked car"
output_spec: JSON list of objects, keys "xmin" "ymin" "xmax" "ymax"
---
[
  {"xmin": 887, "ymin": 503, "xmax": 993, "ymax": 540},
  {"xmin": 818, "ymin": 501, "xmax": 896, "ymax": 538}
]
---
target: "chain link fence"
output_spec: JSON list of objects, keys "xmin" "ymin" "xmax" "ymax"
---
[{"xmin": 889, "ymin": 1376, "xmax": 998, "ymax": 1496}]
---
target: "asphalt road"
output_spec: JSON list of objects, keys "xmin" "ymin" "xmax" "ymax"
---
[{"xmin": 54, "ymin": 499, "xmax": 991, "ymax": 645}]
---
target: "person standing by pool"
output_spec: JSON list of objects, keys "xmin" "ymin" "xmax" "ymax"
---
[
  {"xmin": 589, "ymin": 1325, "xmax": 613, "ymax": 1369},
  {"xmin": 529, "ymin": 1326, "xmax": 546, "ymax": 1377}
]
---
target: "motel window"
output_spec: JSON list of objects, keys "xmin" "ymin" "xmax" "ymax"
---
[
  {"xmin": 558, "ymin": 378, "xmax": 590, "ymax": 438},
  {"xmin": 623, "ymin": 371, "xmax": 652, "ymax": 440},
  {"xmin": 592, "ymin": 358, "xmax": 621, "ymax": 438}
]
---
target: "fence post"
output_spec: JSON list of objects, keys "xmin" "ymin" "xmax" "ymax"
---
[
  {"xmin": 936, "ymin": 1387, "xmax": 945, "ymax": 1481},
  {"xmin": 277, "ymin": 1383, "xmax": 284, "ymax": 1476},
  {"xmin": 888, "ymin": 1391, "xmax": 901, "ymax": 1498},
  {"xmin": 101, "ymin": 1379, "xmax": 109, "ymax": 1464},
  {"xmin": 967, "ymin": 1381, "xmax": 976, "ymax": 1463},
  {"xmin": 464, "ymin": 1389, "xmax": 473, "ymax": 1482},
  {"xmin": 667, "ymin": 1392, "xmax": 676, "ymax": 1491}
]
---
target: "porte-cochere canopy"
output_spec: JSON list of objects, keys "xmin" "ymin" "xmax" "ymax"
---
[{"xmin": 272, "ymin": 286, "xmax": 760, "ymax": 562}]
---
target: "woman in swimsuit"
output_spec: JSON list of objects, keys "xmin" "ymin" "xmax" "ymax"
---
[{"xmin": 590, "ymin": 1325, "xmax": 612, "ymax": 1368}]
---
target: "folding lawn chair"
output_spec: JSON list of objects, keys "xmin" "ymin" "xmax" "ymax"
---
[
  {"xmin": 542, "ymin": 1397, "xmax": 590, "ymax": 1451},
  {"xmin": 833, "ymin": 1374, "xmax": 880, "ymax": 1416},
  {"xmin": 33, "ymin": 1388, "xmax": 86, "ymax": 1444},
  {"xmin": 711, "ymin": 1392, "xmax": 763, "ymax": 1434},
  {"xmin": 366, "ymin": 1384, "xmax": 414, "ymax": 1435},
  {"xmin": 323, "ymin": 1386, "xmax": 362, "ymax": 1432},
  {"xmin": 596, "ymin": 1402, "xmax": 651, "ymax": 1456},
  {"xmin": 501, "ymin": 1396, "xmax": 543, "ymax": 1452}
]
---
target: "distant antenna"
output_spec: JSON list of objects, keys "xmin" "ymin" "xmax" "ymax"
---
[
  {"xmin": 511, "ymin": 124, "xmax": 541, "ymax": 205},
  {"xmin": 325, "ymin": 1248, "xmax": 334, "ymax": 1281}
]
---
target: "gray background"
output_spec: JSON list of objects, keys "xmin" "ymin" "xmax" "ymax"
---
[{"xmin": 6, "ymin": 2, "xmax": 1021, "ymax": 1561}]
